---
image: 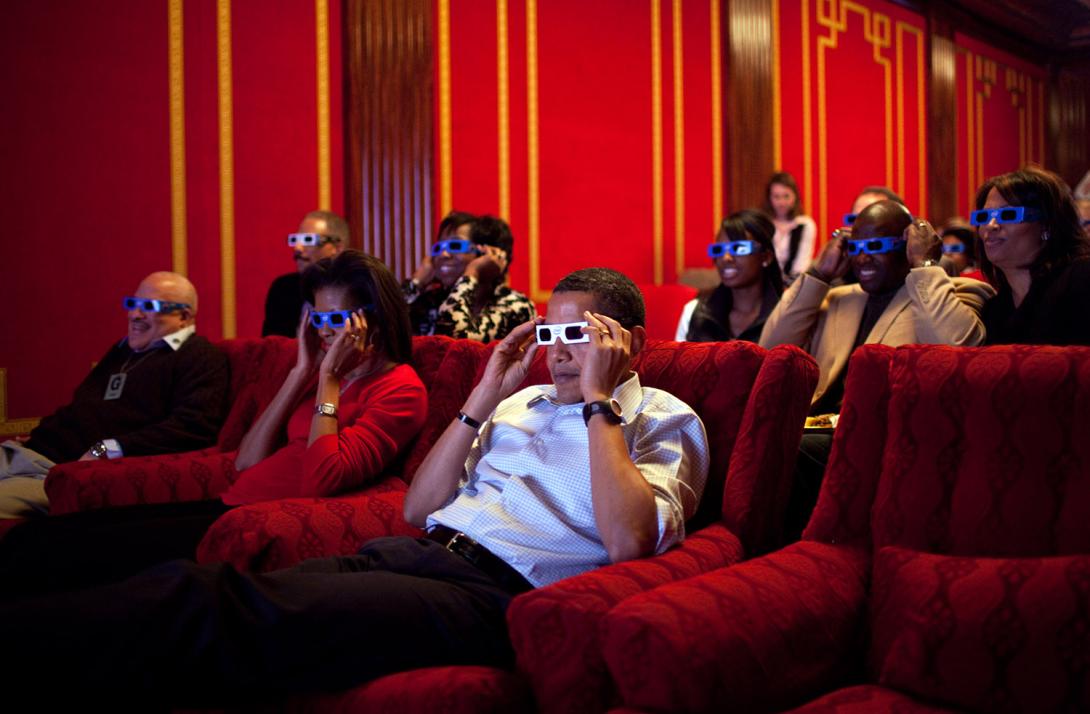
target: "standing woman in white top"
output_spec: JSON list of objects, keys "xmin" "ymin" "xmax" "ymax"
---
[{"xmin": 765, "ymin": 171, "xmax": 817, "ymax": 281}]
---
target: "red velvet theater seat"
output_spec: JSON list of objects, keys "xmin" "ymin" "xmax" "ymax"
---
[
  {"xmin": 43, "ymin": 336, "xmax": 459, "ymax": 516},
  {"xmin": 195, "ymin": 336, "xmax": 485, "ymax": 570},
  {"xmin": 274, "ymin": 341, "xmax": 817, "ymax": 714},
  {"xmin": 599, "ymin": 344, "xmax": 1090, "ymax": 714}
]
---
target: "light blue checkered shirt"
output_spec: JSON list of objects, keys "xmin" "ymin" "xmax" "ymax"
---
[{"xmin": 426, "ymin": 373, "xmax": 709, "ymax": 588}]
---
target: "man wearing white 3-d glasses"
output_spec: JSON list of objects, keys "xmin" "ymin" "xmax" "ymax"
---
[{"xmin": 0, "ymin": 268, "xmax": 708, "ymax": 706}]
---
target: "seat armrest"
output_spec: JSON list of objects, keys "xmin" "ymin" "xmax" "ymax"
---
[
  {"xmin": 195, "ymin": 477, "xmax": 420, "ymax": 572},
  {"xmin": 602, "ymin": 541, "xmax": 870, "ymax": 713},
  {"xmin": 508, "ymin": 523, "xmax": 743, "ymax": 714},
  {"xmin": 45, "ymin": 447, "xmax": 232, "ymax": 514}
]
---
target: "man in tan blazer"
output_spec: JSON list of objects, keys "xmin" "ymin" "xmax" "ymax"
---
[
  {"xmin": 760, "ymin": 200, "xmax": 995, "ymax": 414},
  {"xmin": 762, "ymin": 199, "xmax": 995, "ymax": 540}
]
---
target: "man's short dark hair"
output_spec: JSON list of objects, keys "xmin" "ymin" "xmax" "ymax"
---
[
  {"xmin": 305, "ymin": 209, "xmax": 351, "ymax": 245},
  {"xmin": 855, "ymin": 186, "xmax": 905, "ymax": 206},
  {"xmin": 553, "ymin": 268, "xmax": 645, "ymax": 329},
  {"xmin": 469, "ymin": 215, "xmax": 515, "ymax": 264}
]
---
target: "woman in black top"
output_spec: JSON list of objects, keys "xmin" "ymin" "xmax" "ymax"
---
[
  {"xmin": 677, "ymin": 210, "xmax": 785, "ymax": 343},
  {"xmin": 975, "ymin": 166, "xmax": 1090, "ymax": 346}
]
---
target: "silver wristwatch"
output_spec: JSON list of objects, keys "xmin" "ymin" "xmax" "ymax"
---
[
  {"xmin": 315, "ymin": 402, "xmax": 338, "ymax": 418},
  {"xmin": 89, "ymin": 441, "xmax": 108, "ymax": 458}
]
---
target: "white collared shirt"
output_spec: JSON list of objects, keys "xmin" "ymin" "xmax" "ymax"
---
[{"xmin": 427, "ymin": 374, "xmax": 709, "ymax": 588}]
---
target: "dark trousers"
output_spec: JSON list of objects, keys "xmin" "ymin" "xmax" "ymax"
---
[
  {"xmin": 0, "ymin": 536, "xmax": 520, "ymax": 709},
  {"xmin": 783, "ymin": 433, "xmax": 834, "ymax": 543},
  {"xmin": 0, "ymin": 498, "xmax": 232, "ymax": 598}
]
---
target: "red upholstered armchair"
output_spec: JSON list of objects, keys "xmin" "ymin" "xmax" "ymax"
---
[
  {"xmin": 600, "ymin": 344, "xmax": 1090, "ymax": 714},
  {"xmin": 276, "ymin": 340, "xmax": 817, "ymax": 714},
  {"xmin": 44, "ymin": 337, "xmax": 299, "ymax": 514},
  {"xmin": 43, "ymin": 336, "xmax": 459, "ymax": 516},
  {"xmin": 196, "ymin": 336, "xmax": 486, "ymax": 570}
]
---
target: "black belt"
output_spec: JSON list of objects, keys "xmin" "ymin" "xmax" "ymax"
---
[{"xmin": 426, "ymin": 525, "xmax": 534, "ymax": 595}]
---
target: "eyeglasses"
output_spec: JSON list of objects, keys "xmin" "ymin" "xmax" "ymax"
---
[
  {"xmin": 941, "ymin": 242, "xmax": 967, "ymax": 254},
  {"xmin": 310, "ymin": 309, "xmax": 370, "ymax": 329},
  {"xmin": 845, "ymin": 237, "xmax": 906, "ymax": 256},
  {"xmin": 969, "ymin": 206, "xmax": 1042, "ymax": 226},
  {"xmin": 536, "ymin": 321, "xmax": 590, "ymax": 345},
  {"xmin": 288, "ymin": 233, "xmax": 339, "ymax": 247},
  {"xmin": 706, "ymin": 240, "xmax": 758, "ymax": 258},
  {"xmin": 429, "ymin": 239, "xmax": 481, "ymax": 257},
  {"xmin": 842, "ymin": 213, "xmax": 858, "ymax": 225},
  {"xmin": 122, "ymin": 297, "xmax": 191, "ymax": 313}
]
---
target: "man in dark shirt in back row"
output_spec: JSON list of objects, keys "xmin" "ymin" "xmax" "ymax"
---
[
  {"xmin": 0, "ymin": 271, "xmax": 230, "ymax": 517},
  {"xmin": 262, "ymin": 210, "xmax": 350, "ymax": 337}
]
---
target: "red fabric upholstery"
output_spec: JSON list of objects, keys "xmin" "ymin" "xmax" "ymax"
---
[
  {"xmin": 507, "ymin": 342, "xmax": 817, "ymax": 714},
  {"xmin": 269, "ymin": 340, "xmax": 816, "ymax": 714},
  {"xmin": 598, "ymin": 344, "xmax": 1090, "ymax": 714},
  {"xmin": 870, "ymin": 546, "xmax": 1090, "ymax": 714},
  {"xmin": 282, "ymin": 666, "xmax": 532, "ymax": 714},
  {"xmin": 785, "ymin": 685, "xmax": 960, "ymax": 713},
  {"xmin": 45, "ymin": 336, "xmax": 460, "ymax": 516},
  {"xmin": 195, "ymin": 337, "xmax": 481, "ymax": 571}
]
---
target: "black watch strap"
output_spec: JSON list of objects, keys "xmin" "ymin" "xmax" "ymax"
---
[{"xmin": 582, "ymin": 399, "xmax": 623, "ymax": 426}]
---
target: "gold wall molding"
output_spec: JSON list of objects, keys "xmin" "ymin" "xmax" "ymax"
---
[
  {"xmin": 168, "ymin": 0, "xmax": 188, "ymax": 276},
  {"xmin": 316, "ymin": 0, "xmax": 332, "ymax": 210},
  {"xmin": 526, "ymin": 0, "xmax": 544, "ymax": 301},
  {"xmin": 0, "ymin": 369, "xmax": 41, "ymax": 437},
  {"xmin": 710, "ymin": 0, "xmax": 724, "ymax": 229},
  {"xmin": 650, "ymin": 0, "xmax": 665, "ymax": 286},
  {"xmin": 672, "ymin": 0, "xmax": 686, "ymax": 278},
  {"xmin": 217, "ymin": 0, "xmax": 237, "ymax": 338},
  {"xmin": 498, "ymin": 0, "xmax": 511, "ymax": 221},
  {"xmin": 438, "ymin": 0, "xmax": 453, "ymax": 216}
]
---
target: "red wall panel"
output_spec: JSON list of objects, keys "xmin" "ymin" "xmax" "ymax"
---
[
  {"xmin": 0, "ymin": 0, "xmax": 172, "ymax": 425},
  {"xmin": 438, "ymin": 0, "xmax": 726, "ymax": 301},
  {"xmin": 954, "ymin": 33, "xmax": 1047, "ymax": 218},
  {"xmin": 1, "ymin": 0, "xmax": 343, "ymax": 424},
  {"xmin": 776, "ymin": 0, "xmax": 927, "ymax": 245}
]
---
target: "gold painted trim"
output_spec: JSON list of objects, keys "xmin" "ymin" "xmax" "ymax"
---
[
  {"xmin": 0, "ymin": 369, "xmax": 41, "ymax": 437},
  {"xmin": 962, "ymin": 49, "xmax": 975, "ymax": 209},
  {"xmin": 913, "ymin": 23, "xmax": 925, "ymax": 213},
  {"xmin": 895, "ymin": 23, "xmax": 905, "ymax": 197},
  {"xmin": 801, "ymin": 0, "xmax": 812, "ymax": 229},
  {"xmin": 439, "ymin": 0, "xmax": 453, "ymax": 216},
  {"xmin": 527, "ymin": 0, "xmax": 545, "ymax": 302},
  {"xmin": 497, "ymin": 0, "xmax": 510, "ymax": 220},
  {"xmin": 1037, "ymin": 78, "xmax": 1044, "ymax": 165},
  {"xmin": 217, "ymin": 0, "xmax": 237, "ymax": 338},
  {"xmin": 771, "ymin": 0, "xmax": 782, "ymax": 171},
  {"xmin": 816, "ymin": 1, "xmax": 892, "ymax": 236},
  {"xmin": 168, "ymin": 0, "xmax": 187, "ymax": 276},
  {"xmin": 710, "ymin": 0, "xmax": 723, "ymax": 228},
  {"xmin": 316, "ymin": 0, "xmax": 332, "ymax": 209},
  {"xmin": 672, "ymin": 0, "xmax": 685, "ymax": 279},
  {"xmin": 651, "ymin": 0, "xmax": 664, "ymax": 286}
]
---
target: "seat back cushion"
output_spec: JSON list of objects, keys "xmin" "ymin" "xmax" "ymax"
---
[
  {"xmin": 872, "ymin": 345, "xmax": 1090, "ymax": 557},
  {"xmin": 215, "ymin": 337, "xmax": 299, "ymax": 450},
  {"xmin": 870, "ymin": 545, "xmax": 1090, "ymax": 713}
]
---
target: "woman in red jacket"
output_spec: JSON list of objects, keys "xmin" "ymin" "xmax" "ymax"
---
[{"xmin": 0, "ymin": 250, "xmax": 427, "ymax": 597}]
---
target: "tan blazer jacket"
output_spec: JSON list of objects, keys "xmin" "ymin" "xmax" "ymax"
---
[{"xmin": 759, "ymin": 267, "xmax": 996, "ymax": 406}]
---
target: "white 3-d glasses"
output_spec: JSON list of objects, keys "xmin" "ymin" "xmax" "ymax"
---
[{"xmin": 535, "ymin": 321, "xmax": 591, "ymax": 345}]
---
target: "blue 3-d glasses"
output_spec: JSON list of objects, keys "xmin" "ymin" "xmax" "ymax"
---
[
  {"xmin": 942, "ymin": 242, "xmax": 967, "ymax": 254},
  {"xmin": 288, "ymin": 233, "xmax": 338, "ymax": 247},
  {"xmin": 707, "ymin": 240, "xmax": 758, "ymax": 258},
  {"xmin": 969, "ymin": 206, "xmax": 1042, "ymax": 226},
  {"xmin": 842, "ymin": 212, "xmax": 858, "ymax": 225},
  {"xmin": 429, "ymin": 239, "xmax": 481, "ymax": 257},
  {"xmin": 846, "ymin": 237, "xmax": 906, "ymax": 256},
  {"xmin": 122, "ymin": 297, "xmax": 191, "ymax": 313},
  {"xmin": 310, "ymin": 309, "xmax": 370, "ymax": 329},
  {"xmin": 536, "ymin": 321, "xmax": 590, "ymax": 345}
]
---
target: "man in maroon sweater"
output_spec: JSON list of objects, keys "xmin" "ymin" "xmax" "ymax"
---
[{"xmin": 0, "ymin": 271, "xmax": 229, "ymax": 517}]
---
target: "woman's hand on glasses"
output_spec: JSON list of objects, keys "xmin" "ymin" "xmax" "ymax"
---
[
  {"xmin": 904, "ymin": 218, "xmax": 942, "ymax": 268},
  {"xmin": 319, "ymin": 310, "xmax": 370, "ymax": 380}
]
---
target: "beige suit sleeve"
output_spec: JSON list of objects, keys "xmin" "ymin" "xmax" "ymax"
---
[
  {"xmin": 903, "ymin": 268, "xmax": 996, "ymax": 346},
  {"xmin": 759, "ymin": 272, "xmax": 832, "ymax": 352}
]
